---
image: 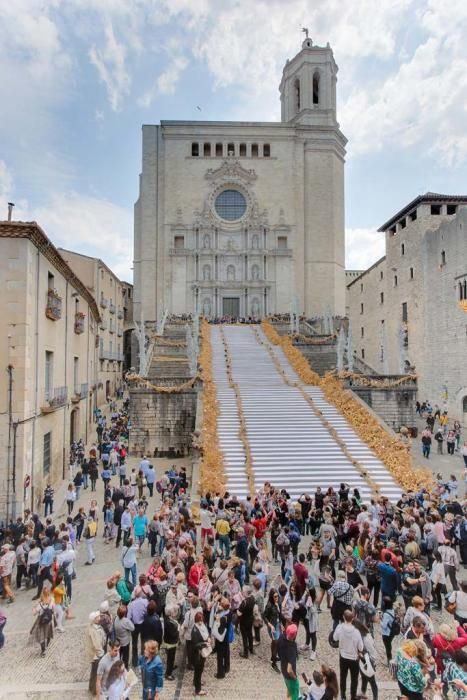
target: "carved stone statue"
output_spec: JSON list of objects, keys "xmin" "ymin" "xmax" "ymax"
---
[
  {"xmin": 203, "ymin": 233, "xmax": 210, "ymax": 249},
  {"xmin": 251, "ymin": 297, "xmax": 260, "ymax": 317},
  {"xmin": 252, "ymin": 234, "xmax": 259, "ymax": 249},
  {"xmin": 134, "ymin": 319, "xmax": 147, "ymax": 375},
  {"xmin": 202, "ymin": 298, "xmax": 211, "ymax": 316},
  {"xmin": 251, "ymin": 264, "xmax": 259, "ymax": 280},
  {"xmin": 227, "ymin": 265, "xmax": 236, "ymax": 281},
  {"xmin": 203, "ymin": 264, "xmax": 211, "ymax": 281}
]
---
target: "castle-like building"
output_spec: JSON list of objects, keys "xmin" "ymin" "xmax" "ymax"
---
[{"xmin": 134, "ymin": 36, "xmax": 347, "ymax": 322}]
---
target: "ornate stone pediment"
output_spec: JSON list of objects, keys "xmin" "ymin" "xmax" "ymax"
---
[{"xmin": 205, "ymin": 158, "xmax": 257, "ymax": 183}]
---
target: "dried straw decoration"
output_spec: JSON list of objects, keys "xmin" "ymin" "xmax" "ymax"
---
[{"xmin": 198, "ymin": 320, "xmax": 226, "ymax": 494}]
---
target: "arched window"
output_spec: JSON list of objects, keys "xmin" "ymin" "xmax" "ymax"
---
[
  {"xmin": 226, "ymin": 265, "xmax": 235, "ymax": 281},
  {"xmin": 313, "ymin": 71, "xmax": 320, "ymax": 105},
  {"xmin": 294, "ymin": 78, "xmax": 301, "ymax": 112},
  {"xmin": 202, "ymin": 264, "xmax": 211, "ymax": 281}
]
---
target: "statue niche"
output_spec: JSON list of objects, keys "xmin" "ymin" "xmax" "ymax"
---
[
  {"xmin": 203, "ymin": 233, "xmax": 211, "ymax": 249},
  {"xmin": 251, "ymin": 297, "xmax": 260, "ymax": 317},
  {"xmin": 226, "ymin": 265, "xmax": 236, "ymax": 281},
  {"xmin": 251, "ymin": 234, "xmax": 259, "ymax": 249},
  {"xmin": 251, "ymin": 264, "xmax": 260, "ymax": 281},
  {"xmin": 202, "ymin": 297, "xmax": 212, "ymax": 316},
  {"xmin": 202, "ymin": 264, "xmax": 211, "ymax": 281}
]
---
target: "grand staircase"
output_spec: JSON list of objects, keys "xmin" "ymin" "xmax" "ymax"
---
[{"xmin": 211, "ymin": 325, "xmax": 401, "ymax": 502}]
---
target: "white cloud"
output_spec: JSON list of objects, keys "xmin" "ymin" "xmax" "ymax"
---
[
  {"xmin": 89, "ymin": 21, "xmax": 130, "ymax": 111},
  {"xmin": 345, "ymin": 227, "xmax": 386, "ymax": 270},
  {"xmin": 138, "ymin": 38, "xmax": 188, "ymax": 107},
  {"xmin": 341, "ymin": 1, "xmax": 467, "ymax": 164},
  {"xmin": 33, "ymin": 192, "xmax": 133, "ymax": 281}
]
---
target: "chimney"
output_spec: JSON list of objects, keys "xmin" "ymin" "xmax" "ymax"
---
[{"xmin": 7, "ymin": 202, "xmax": 15, "ymax": 221}]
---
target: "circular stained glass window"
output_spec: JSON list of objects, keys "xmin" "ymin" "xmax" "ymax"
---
[{"xmin": 215, "ymin": 189, "xmax": 247, "ymax": 221}]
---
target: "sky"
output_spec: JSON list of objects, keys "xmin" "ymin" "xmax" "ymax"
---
[{"xmin": 1, "ymin": 0, "xmax": 467, "ymax": 282}]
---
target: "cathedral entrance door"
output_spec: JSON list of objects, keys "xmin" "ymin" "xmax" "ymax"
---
[{"xmin": 223, "ymin": 297, "xmax": 240, "ymax": 318}]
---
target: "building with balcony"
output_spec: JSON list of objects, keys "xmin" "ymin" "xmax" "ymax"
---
[
  {"xmin": 57, "ymin": 249, "xmax": 129, "ymax": 403},
  {"xmin": 134, "ymin": 36, "xmax": 346, "ymax": 322},
  {"xmin": 0, "ymin": 221, "xmax": 101, "ymax": 519}
]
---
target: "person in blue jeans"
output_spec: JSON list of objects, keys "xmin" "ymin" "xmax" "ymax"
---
[
  {"xmin": 138, "ymin": 639, "xmax": 164, "ymax": 700},
  {"xmin": 121, "ymin": 537, "xmax": 138, "ymax": 586}
]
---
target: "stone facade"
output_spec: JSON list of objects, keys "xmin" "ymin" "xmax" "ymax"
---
[
  {"xmin": 347, "ymin": 194, "xmax": 467, "ymax": 423},
  {"xmin": 134, "ymin": 38, "xmax": 347, "ymax": 324},
  {"xmin": 0, "ymin": 222, "xmax": 101, "ymax": 519},
  {"xmin": 58, "ymin": 249, "xmax": 127, "ymax": 401},
  {"xmin": 129, "ymin": 322, "xmax": 197, "ymax": 457}
]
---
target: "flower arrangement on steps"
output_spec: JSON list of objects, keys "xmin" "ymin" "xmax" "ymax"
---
[
  {"xmin": 261, "ymin": 320, "xmax": 321, "ymax": 385},
  {"xmin": 219, "ymin": 326, "xmax": 255, "ymax": 497},
  {"xmin": 254, "ymin": 327, "xmax": 380, "ymax": 497},
  {"xmin": 198, "ymin": 319, "xmax": 226, "ymax": 494},
  {"xmin": 260, "ymin": 320, "xmax": 432, "ymax": 492}
]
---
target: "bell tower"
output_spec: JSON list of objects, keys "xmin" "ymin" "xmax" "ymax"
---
[
  {"xmin": 279, "ymin": 36, "xmax": 338, "ymax": 127},
  {"xmin": 279, "ymin": 34, "xmax": 346, "ymax": 317}
]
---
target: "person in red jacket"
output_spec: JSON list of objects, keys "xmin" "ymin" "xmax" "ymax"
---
[
  {"xmin": 252, "ymin": 511, "xmax": 271, "ymax": 542},
  {"xmin": 188, "ymin": 555, "xmax": 206, "ymax": 593},
  {"xmin": 432, "ymin": 623, "xmax": 467, "ymax": 674},
  {"xmin": 293, "ymin": 553, "xmax": 309, "ymax": 598}
]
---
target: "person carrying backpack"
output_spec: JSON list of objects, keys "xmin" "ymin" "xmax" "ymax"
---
[
  {"xmin": 83, "ymin": 517, "xmax": 97, "ymax": 565},
  {"xmin": 30, "ymin": 588, "xmax": 55, "ymax": 656},
  {"xmin": 380, "ymin": 596, "xmax": 400, "ymax": 664}
]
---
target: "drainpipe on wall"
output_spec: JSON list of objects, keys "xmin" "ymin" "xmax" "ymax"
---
[
  {"xmin": 63, "ymin": 281, "xmax": 69, "ymax": 480},
  {"xmin": 6, "ymin": 364, "xmax": 13, "ymax": 523},
  {"xmin": 30, "ymin": 247, "xmax": 40, "ymax": 513}
]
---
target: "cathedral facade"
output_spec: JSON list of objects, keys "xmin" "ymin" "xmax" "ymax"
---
[{"xmin": 134, "ymin": 37, "xmax": 347, "ymax": 323}]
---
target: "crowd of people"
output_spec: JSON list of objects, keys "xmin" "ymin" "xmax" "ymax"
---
[
  {"xmin": 419, "ymin": 402, "xmax": 467, "ymax": 470},
  {"xmin": 2, "ymin": 399, "xmax": 467, "ymax": 700}
]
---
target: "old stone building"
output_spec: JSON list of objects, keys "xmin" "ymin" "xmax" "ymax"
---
[
  {"xmin": 58, "ymin": 250, "xmax": 127, "ymax": 402},
  {"xmin": 134, "ymin": 37, "xmax": 347, "ymax": 324},
  {"xmin": 347, "ymin": 193, "xmax": 467, "ymax": 423},
  {"xmin": 0, "ymin": 222, "xmax": 101, "ymax": 519}
]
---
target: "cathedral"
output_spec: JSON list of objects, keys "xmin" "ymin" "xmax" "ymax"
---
[{"xmin": 134, "ymin": 36, "xmax": 347, "ymax": 323}]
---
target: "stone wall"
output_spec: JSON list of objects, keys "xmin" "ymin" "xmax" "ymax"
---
[
  {"xmin": 129, "ymin": 322, "xmax": 197, "ymax": 457},
  {"xmin": 347, "ymin": 384, "xmax": 417, "ymax": 432},
  {"xmin": 129, "ymin": 386, "xmax": 196, "ymax": 457}
]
